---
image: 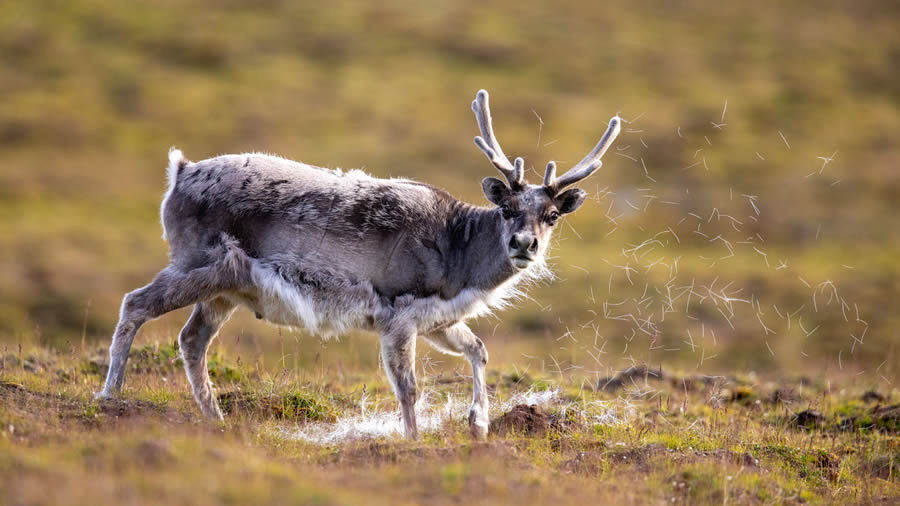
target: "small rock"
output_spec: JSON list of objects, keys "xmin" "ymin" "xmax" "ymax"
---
[
  {"xmin": 22, "ymin": 357, "xmax": 42, "ymax": 373},
  {"xmin": 792, "ymin": 409, "xmax": 825, "ymax": 429},
  {"xmin": 1, "ymin": 381, "xmax": 25, "ymax": 392},
  {"xmin": 739, "ymin": 452, "xmax": 760, "ymax": 467}
]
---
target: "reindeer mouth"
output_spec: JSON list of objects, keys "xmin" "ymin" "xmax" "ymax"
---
[{"xmin": 509, "ymin": 254, "xmax": 533, "ymax": 269}]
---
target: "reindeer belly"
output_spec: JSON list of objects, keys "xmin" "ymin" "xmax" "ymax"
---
[
  {"xmin": 231, "ymin": 259, "xmax": 378, "ymax": 337},
  {"xmin": 226, "ymin": 256, "xmax": 525, "ymax": 337}
]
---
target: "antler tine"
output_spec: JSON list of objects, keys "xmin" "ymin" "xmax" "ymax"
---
[
  {"xmin": 513, "ymin": 157, "xmax": 524, "ymax": 184},
  {"xmin": 550, "ymin": 116, "xmax": 622, "ymax": 191},
  {"xmin": 543, "ymin": 161, "xmax": 557, "ymax": 187},
  {"xmin": 472, "ymin": 89, "xmax": 521, "ymax": 186}
]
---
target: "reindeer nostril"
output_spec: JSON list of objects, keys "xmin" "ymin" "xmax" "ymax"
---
[
  {"xmin": 509, "ymin": 236, "xmax": 519, "ymax": 250},
  {"xmin": 528, "ymin": 238, "xmax": 538, "ymax": 253}
]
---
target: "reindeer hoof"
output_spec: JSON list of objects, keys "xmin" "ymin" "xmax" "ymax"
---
[
  {"xmin": 93, "ymin": 390, "xmax": 114, "ymax": 401},
  {"xmin": 469, "ymin": 410, "xmax": 488, "ymax": 440}
]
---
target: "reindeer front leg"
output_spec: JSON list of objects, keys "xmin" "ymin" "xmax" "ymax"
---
[
  {"xmin": 380, "ymin": 325, "xmax": 419, "ymax": 440},
  {"xmin": 426, "ymin": 323, "xmax": 489, "ymax": 439}
]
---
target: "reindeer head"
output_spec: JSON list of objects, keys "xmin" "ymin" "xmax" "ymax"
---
[{"xmin": 471, "ymin": 89, "xmax": 621, "ymax": 270}]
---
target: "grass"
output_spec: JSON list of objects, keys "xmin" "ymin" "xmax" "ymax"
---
[{"xmin": 1, "ymin": 343, "xmax": 896, "ymax": 505}]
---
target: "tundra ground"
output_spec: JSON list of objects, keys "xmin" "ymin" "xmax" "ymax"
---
[{"xmin": 1, "ymin": 342, "xmax": 896, "ymax": 505}]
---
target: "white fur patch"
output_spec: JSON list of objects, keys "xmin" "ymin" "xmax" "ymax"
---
[
  {"xmin": 246, "ymin": 262, "xmax": 373, "ymax": 337},
  {"xmin": 283, "ymin": 390, "xmax": 461, "ymax": 444},
  {"xmin": 250, "ymin": 263, "xmax": 325, "ymax": 332},
  {"xmin": 160, "ymin": 147, "xmax": 185, "ymax": 241},
  {"xmin": 277, "ymin": 386, "xmax": 626, "ymax": 444}
]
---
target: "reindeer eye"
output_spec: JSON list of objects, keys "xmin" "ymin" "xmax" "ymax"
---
[
  {"xmin": 545, "ymin": 211, "xmax": 560, "ymax": 225},
  {"xmin": 500, "ymin": 205, "xmax": 514, "ymax": 220}
]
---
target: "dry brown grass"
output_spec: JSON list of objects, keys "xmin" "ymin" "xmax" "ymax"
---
[{"xmin": 1, "ymin": 344, "xmax": 897, "ymax": 505}]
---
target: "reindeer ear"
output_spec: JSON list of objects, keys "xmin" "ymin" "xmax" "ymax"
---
[
  {"xmin": 481, "ymin": 177, "xmax": 511, "ymax": 205},
  {"xmin": 556, "ymin": 188, "xmax": 586, "ymax": 214}
]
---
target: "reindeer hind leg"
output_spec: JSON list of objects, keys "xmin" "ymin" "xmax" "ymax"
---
[
  {"xmin": 179, "ymin": 297, "xmax": 236, "ymax": 421},
  {"xmin": 98, "ymin": 235, "xmax": 251, "ymax": 399}
]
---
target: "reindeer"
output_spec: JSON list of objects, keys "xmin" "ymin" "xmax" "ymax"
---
[{"xmin": 96, "ymin": 90, "xmax": 620, "ymax": 439}]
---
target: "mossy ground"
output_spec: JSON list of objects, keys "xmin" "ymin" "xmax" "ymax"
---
[{"xmin": 1, "ymin": 344, "xmax": 896, "ymax": 505}]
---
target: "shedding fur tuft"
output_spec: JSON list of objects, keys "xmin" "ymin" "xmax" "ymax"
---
[
  {"xmin": 167, "ymin": 147, "xmax": 186, "ymax": 188},
  {"xmin": 161, "ymin": 147, "xmax": 188, "ymax": 240}
]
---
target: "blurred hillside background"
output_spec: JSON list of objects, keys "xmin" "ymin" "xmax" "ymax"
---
[{"xmin": 1, "ymin": 0, "xmax": 897, "ymax": 384}]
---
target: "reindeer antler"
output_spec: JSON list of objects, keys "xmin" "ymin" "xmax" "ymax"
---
[
  {"xmin": 472, "ymin": 90, "xmax": 524, "ymax": 188},
  {"xmin": 545, "ymin": 116, "xmax": 621, "ymax": 193}
]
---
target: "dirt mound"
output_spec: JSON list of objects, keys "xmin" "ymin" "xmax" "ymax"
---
[
  {"xmin": 96, "ymin": 397, "xmax": 166, "ymax": 418},
  {"xmin": 490, "ymin": 404, "xmax": 549, "ymax": 436},
  {"xmin": 861, "ymin": 390, "xmax": 886, "ymax": 403},
  {"xmin": 791, "ymin": 409, "xmax": 825, "ymax": 429},
  {"xmin": 790, "ymin": 404, "xmax": 898, "ymax": 433}
]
